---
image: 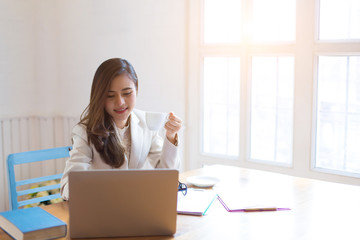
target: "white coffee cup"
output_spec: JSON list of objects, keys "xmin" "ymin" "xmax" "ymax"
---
[{"xmin": 145, "ymin": 112, "xmax": 169, "ymax": 130}]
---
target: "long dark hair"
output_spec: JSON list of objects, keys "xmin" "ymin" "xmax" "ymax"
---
[{"xmin": 79, "ymin": 58, "xmax": 138, "ymax": 168}]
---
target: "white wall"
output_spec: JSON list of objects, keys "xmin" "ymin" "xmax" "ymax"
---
[
  {"xmin": 0, "ymin": 1, "xmax": 36, "ymax": 117},
  {"xmin": 0, "ymin": 0, "xmax": 186, "ymax": 211},
  {"xmin": 1, "ymin": 0, "xmax": 186, "ymax": 116},
  {"xmin": 54, "ymin": 0, "xmax": 187, "ymax": 117}
]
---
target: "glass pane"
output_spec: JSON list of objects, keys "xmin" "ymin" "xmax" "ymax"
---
[
  {"xmin": 319, "ymin": 0, "xmax": 360, "ymax": 40},
  {"xmin": 204, "ymin": 0, "xmax": 242, "ymax": 43},
  {"xmin": 203, "ymin": 57, "xmax": 240, "ymax": 156},
  {"xmin": 345, "ymin": 57, "xmax": 360, "ymax": 173},
  {"xmin": 316, "ymin": 56, "xmax": 360, "ymax": 174},
  {"xmin": 251, "ymin": 0, "xmax": 296, "ymax": 42},
  {"xmin": 250, "ymin": 56, "xmax": 294, "ymax": 164}
]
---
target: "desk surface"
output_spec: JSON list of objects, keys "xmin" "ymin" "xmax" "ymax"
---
[{"xmin": 1, "ymin": 165, "xmax": 360, "ymax": 240}]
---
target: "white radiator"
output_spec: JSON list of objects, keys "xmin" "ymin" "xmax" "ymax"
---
[{"xmin": 0, "ymin": 116, "xmax": 78, "ymax": 211}]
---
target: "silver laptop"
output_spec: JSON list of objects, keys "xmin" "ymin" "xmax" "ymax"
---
[{"xmin": 68, "ymin": 169, "xmax": 179, "ymax": 238}]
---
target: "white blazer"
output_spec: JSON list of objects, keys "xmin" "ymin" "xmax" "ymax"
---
[{"xmin": 60, "ymin": 109, "xmax": 180, "ymax": 200}]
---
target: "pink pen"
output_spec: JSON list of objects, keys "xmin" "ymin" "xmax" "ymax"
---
[{"xmin": 242, "ymin": 207, "xmax": 290, "ymax": 212}]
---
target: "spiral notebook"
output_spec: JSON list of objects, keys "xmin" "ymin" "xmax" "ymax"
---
[{"xmin": 177, "ymin": 189, "xmax": 218, "ymax": 216}]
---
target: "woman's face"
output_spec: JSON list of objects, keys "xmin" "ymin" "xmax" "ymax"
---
[{"xmin": 105, "ymin": 74, "xmax": 137, "ymax": 128}]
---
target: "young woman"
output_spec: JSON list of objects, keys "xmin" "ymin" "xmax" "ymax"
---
[{"xmin": 60, "ymin": 58, "xmax": 182, "ymax": 200}]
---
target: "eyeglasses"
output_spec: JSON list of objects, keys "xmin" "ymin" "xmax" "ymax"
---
[{"xmin": 178, "ymin": 181, "xmax": 187, "ymax": 196}]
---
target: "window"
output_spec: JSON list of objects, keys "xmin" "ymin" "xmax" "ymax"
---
[
  {"xmin": 250, "ymin": 56, "xmax": 294, "ymax": 165},
  {"xmin": 188, "ymin": 0, "xmax": 360, "ymax": 184},
  {"xmin": 204, "ymin": 0, "xmax": 242, "ymax": 43},
  {"xmin": 203, "ymin": 57, "xmax": 240, "ymax": 156},
  {"xmin": 251, "ymin": 0, "xmax": 296, "ymax": 42},
  {"xmin": 314, "ymin": 0, "xmax": 360, "ymax": 176},
  {"xmin": 201, "ymin": 0, "xmax": 296, "ymax": 164},
  {"xmin": 315, "ymin": 56, "xmax": 360, "ymax": 175},
  {"xmin": 318, "ymin": 0, "xmax": 360, "ymax": 40}
]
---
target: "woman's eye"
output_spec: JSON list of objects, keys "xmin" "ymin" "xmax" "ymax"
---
[
  {"xmin": 123, "ymin": 91, "xmax": 133, "ymax": 96},
  {"xmin": 107, "ymin": 95, "xmax": 115, "ymax": 98}
]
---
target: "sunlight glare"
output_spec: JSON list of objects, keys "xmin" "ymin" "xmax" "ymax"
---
[
  {"xmin": 319, "ymin": 0, "xmax": 360, "ymax": 40},
  {"xmin": 251, "ymin": 0, "xmax": 296, "ymax": 42},
  {"xmin": 204, "ymin": 0, "xmax": 242, "ymax": 43}
]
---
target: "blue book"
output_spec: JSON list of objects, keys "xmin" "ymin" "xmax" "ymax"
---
[{"xmin": 0, "ymin": 207, "xmax": 67, "ymax": 240}]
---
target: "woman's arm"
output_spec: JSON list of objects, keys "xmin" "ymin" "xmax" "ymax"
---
[
  {"xmin": 148, "ymin": 112, "xmax": 182, "ymax": 169},
  {"xmin": 60, "ymin": 125, "xmax": 92, "ymax": 200},
  {"xmin": 145, "ymin": 131, "xmax": 180, "ymax": 169}
]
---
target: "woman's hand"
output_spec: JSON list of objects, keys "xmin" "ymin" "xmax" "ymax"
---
[{"xmin": 165, "ymin": 112, "xmax": 182, "ymax": 145}]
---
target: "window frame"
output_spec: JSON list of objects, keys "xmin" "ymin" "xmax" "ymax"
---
[{"xmin": 185, "ymin": 0, "xmax": 360, "ymax": 185}]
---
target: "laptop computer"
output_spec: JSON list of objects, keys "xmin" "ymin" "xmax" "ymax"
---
[{"xmin": 68, "ymin": 169, "xmax": 179, "ymax": 238}]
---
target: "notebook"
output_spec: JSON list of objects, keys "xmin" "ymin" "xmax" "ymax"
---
[
  {"xmin": 177, "ymin": 189, "xmax": 218, "ymax": 216},
  {"xmin": 68, "ymin": 169, "xmax": 178, "ymax": 238}
]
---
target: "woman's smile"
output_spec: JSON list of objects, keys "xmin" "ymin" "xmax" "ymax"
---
[{"xmin": 114, "ymin": 107, "xmax": 128, "ymax": 114}]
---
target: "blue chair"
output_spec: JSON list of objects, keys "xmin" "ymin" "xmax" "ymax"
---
[{"xmin": 7, "ymin": 146, "xmax": 72, "ymax": 210}]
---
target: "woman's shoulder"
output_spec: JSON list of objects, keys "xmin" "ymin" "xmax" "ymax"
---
[
  {"xmin": 132, "ymin": 108, "xmax": 145, "ymax": 117},
  {"xmin": 72, "ymin": 123, "xmax": 88, "ymax": 139},
  {"xmin": 132, "ymin": 109, "xmax": 146, "ymax": 122}
]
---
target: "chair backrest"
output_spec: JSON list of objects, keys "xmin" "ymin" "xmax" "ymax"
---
[{"xmin": 7, "ymin": 146, "xmax": 72, "ymax": 210}]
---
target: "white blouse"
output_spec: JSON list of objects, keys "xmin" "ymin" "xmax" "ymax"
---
[{"xmin": 117, "ymin": 124, "xmax": 131, "ymax": 164}]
